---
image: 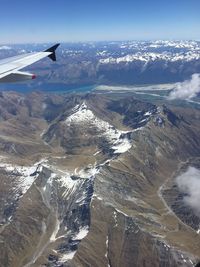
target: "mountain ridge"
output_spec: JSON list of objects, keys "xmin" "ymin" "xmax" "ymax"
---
[{"xmin": 0, "ymin": 91, "xmax": 200, "ymax": 266}]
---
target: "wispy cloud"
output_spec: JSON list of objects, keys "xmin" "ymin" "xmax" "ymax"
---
[
  {"xmin": 176, "ymin": 166, "xmax": 200, "ymax": 217},
  {"xmin": 168, "ymin": 73, "xmax": 200, "ymax": 100}
]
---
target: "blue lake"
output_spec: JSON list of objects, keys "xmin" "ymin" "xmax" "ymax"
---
[{"xmin": 0, "ymin": 82, "xmax": 95, "ymax": 94}]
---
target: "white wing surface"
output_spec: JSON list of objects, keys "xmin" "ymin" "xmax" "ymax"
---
[{"xmin": 0, "ymin": 44, "xmax": 60, "ymax": 82}]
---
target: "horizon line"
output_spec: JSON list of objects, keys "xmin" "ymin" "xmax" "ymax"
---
[{"xmin": 0, "ymin": 39, "xmax": 200, "ymax": 45}]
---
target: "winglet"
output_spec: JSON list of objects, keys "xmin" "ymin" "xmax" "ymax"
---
[{"xmin": 44, "ymin": 43, "xmax": 60, "ymax": 61}]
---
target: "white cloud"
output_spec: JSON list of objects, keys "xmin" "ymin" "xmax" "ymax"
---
[
  {"xmin": 176, "ymin": 166, "xmax": 200, "ymax": 217},
  {"xmin": 168, "ymin": 73, "xmax": 200, "ymax": 100}
]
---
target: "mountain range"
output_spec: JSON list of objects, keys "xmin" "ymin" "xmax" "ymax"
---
[
  {"xmin": 0, "ymin": 40, "xmax": 200, "ymax": 91},
  {"xmin": 0, "ymin": 91, "xmax": 200, "ymax": 266}
]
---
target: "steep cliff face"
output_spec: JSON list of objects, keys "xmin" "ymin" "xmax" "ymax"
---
[{"xmin": 0, "ymin": 92, "xmax": 200, "ymax": 267}]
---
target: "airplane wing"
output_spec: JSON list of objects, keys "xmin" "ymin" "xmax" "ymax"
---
[{"xmin": 0, "ymin": 43, "xmax": 60, "ymax": 83}]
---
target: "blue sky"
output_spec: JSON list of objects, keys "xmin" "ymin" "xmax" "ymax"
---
[{"xmin": 0, "ymin": 0, "xmax": 200, "ymax": 43}]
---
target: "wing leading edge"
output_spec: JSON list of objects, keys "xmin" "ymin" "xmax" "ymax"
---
[{"xmin": 0, "ymin": 43, "xmax": 60, "ymax": 83}]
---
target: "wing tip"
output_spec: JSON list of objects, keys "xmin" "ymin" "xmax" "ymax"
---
[
  {"xmin": 45, "ymin": 43, "xmax": 60, "ymax": 52},
  {"xmin": 45, "ymin": 43, "xmax": 60, "ymax": 61}
]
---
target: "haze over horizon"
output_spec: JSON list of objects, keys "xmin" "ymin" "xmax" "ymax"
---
[{"xmin": 0, "ymin": 0, "xmax": 199, "ymax": 44}]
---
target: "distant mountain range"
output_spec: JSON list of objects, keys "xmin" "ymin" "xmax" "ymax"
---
[{"xmin": 0, "ymin": 40, "xmax": 200, "ymax": 89}]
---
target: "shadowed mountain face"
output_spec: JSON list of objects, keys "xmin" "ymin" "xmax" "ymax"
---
[{"xmin": 0, "ymin": 91, "xmax": 200, "ymax": 267}]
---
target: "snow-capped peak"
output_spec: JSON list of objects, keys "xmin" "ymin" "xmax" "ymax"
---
[
  {"xmin": 65, "ymin": 102, "xmax": 132, "ymax": 154},
  {"xmin": 65, "ymin": 102, "xmax": 94, "ymax": 125}
]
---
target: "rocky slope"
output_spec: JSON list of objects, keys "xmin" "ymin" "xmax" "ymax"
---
[{"xmin": 0, "ymin": 91, "xmax": 200, "ymax": 267}]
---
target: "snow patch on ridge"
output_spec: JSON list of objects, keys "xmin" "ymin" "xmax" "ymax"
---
[
  {"xmin": 105, "ymin": 235, "xmax": 111, "ymax": 267},
  {"xmin": 65, "ymin": 102, "xmax": 132, "ymax": 154},
  {"xmin": 76, "ymin": 162, "xmax": 100, "ymax": 179},
  {"xmin": 65, "ymin": 102, "xmax": 93, "ymax": 125},
  {"xmin": 0, "ymin": 161, "xmax": 43, "ymax": 195},
  {"xmin": 112, "ymin": 138, "xmax": 132, "ymax": 153},
  {"xmin": 72, "ymin": 227, "xmax": 89, "ymax": 240},
  {"xmin": 59, "ymin": 252, "xmax": 76, "ymax": 262},
  {"xmin": 115, "ymin": 208, "xmax": 129, "ymax": 217}
]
